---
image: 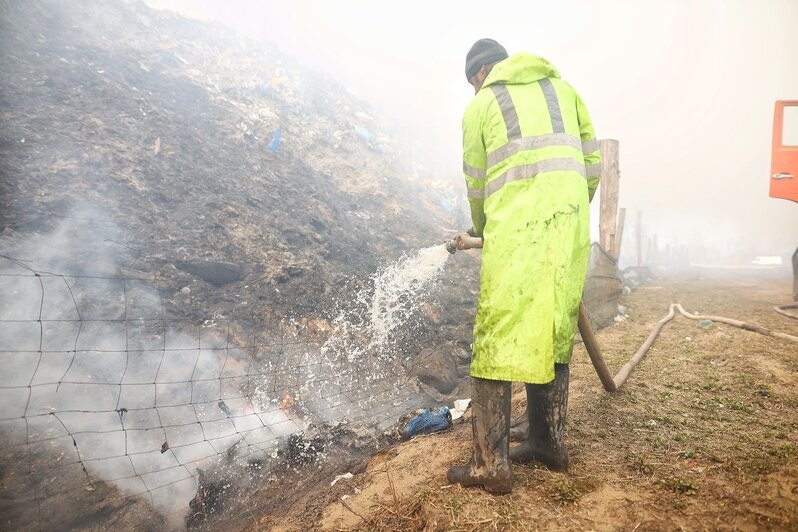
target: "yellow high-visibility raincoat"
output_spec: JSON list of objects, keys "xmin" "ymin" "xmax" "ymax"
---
[{"xmin": 463, "ymin": 53, "xmax": 601, "ymax": 384}]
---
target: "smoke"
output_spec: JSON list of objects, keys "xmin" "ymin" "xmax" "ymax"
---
[
  {"xmin": 0, "ymin": 207, "xmax": 447, "ymax": 527},
  {"xmin": 0, "ymin": 209, "xmax": 303, "ymax": 528}
]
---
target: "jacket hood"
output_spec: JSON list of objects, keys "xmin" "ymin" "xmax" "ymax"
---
[{"xmin": 482, "ymin": 53, "xmax": 560, "ymax": 87}]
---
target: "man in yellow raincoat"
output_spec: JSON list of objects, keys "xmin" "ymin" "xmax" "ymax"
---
[{"xmin": 448, "ymin": 39, "xmax": 600, "ymax": 494}]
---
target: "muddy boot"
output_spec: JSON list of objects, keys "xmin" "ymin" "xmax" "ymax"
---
[
  {"xmin": 447, "ymin": 377, "xmax": 514, "ymax": 494},
  {"xmin": 509, "ymin": 363, "xmax": 570, "ymax": 471},
  {"xmin": 509, "ymin": 410, "xmax": 528, "ymax": 442}
]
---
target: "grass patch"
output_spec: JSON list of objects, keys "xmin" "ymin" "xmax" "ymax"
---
[
  {"xmin": 661, "ymin": 477, "xmax": 699, "ymax": 495},
  {"xmin": 627, "ymin": 451, "xmax": 654, "ymax": 475},
  {"xmin": 698, "ymin": 376, "xmax": 726, "ymax": 391},
  {"xmin": 550, "ymin": 481, "xmax": 581, "ymax": 504},
  {"xmin": 768, "ymin": 443, "xmax": 795, "ymax": 459},
  {"xmin": 755, "ymin": 383, "xmax": 773, "ymax": 398}
]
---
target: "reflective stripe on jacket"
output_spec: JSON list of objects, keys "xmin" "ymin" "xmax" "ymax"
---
[{"xmin": 463, "ymin": 53, "xmax": 600, "ymax": 384}]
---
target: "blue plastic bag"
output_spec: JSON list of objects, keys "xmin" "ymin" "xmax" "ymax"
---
[{"xmin": 403, "ymin": 406, "xmax": 452, "ymax": 438}]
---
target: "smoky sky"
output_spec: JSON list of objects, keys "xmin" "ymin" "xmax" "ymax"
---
[{"xmin": 145, "ymin": 0, "xmax": 798, "ymax": 259}]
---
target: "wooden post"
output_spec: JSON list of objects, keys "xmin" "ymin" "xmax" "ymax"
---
[
  {"xmin": 614, "ymin": 207, "xmax": 626, "ymax": 262},
  {"xmin": 636, "ymin": 210, "xmax": 643, "ymax": 267},
  {"xmin": 599, "ymin": 139, "xmax": 620, "ymax": 256}
]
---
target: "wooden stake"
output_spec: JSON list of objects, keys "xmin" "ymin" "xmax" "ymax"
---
[
  {"xmin": 614, "ymin": 207, "xmax": 626, "ymax": 262},
  {"xmin": 598, "ymin": 139, "xmax": 620, "ymax": 255},
  {"xmin": 636, "ymin": 210, "xmax": 643, "ymax": 267}
]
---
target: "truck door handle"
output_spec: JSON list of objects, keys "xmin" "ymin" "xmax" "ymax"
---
[{"xmin": 772, "ymin": 172, "xmax": 794, "ymax": 180}]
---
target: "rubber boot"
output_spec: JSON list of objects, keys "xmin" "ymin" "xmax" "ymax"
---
[
  {"xmin": 509, "ymin": 363, "xmax": 570, "ymax": 471},
  {"xmin": 509, "ymin": 409, "xmax": 528, "ymax": 442},
  {"xmin": 447, "ymin": 377, "xmax": 514, "ymax": 494}
]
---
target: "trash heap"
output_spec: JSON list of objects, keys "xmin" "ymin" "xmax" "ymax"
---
[{"xmin": 0, "ymin": 0, "xmax": 465, "ymax": 325}]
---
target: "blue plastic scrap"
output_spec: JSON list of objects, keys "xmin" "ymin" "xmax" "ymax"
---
[
  {"xmin": 267, "ymin": 128, "xmax": 281, "ymax": 152},
  {"xmin": 403, "ymin": 406, "xmax": 452, "ymax": 438},
  {"xmin": 353, "ymin": 126, "xmax": 374, "ymax": 143}
]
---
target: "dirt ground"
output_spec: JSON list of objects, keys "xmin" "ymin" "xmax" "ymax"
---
[{"xmin": 241, "ymin": 271, "xmax": 797, "ymax": 531}]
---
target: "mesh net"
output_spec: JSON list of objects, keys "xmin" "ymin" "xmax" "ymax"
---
[
  {"xmin": 582, "ymin": 243, "xmax": 624, "ymax": 328},
  {"xmin": 0, "ymin": 252, "xmax": 435, "ymax": 528}
]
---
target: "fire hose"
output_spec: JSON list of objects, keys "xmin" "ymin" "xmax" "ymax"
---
[
  {"xmin": 775, "ymin": 303, "xmax": 798, "ymax": 320},
  {"xmin": 445, "ymin": 235, "xmax": 798, "ymax": 392}
]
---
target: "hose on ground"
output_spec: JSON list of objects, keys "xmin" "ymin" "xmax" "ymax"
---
[
  {"xmin": 579, "ymin": 302, "xmax": 798, "ymax": 392},
  {"xmin": 775, "ymin": 303, "xmax": 798, "ymax": 320}
]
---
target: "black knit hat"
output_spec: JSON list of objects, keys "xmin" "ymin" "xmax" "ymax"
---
[{"xmin": 465, "ymin": 38, "xmax": 508, "ymax": 80}]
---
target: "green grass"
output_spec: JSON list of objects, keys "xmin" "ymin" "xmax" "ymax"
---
[{"xmin": 550, "ymin": 481, "xmax": 581, "ymax": 504}]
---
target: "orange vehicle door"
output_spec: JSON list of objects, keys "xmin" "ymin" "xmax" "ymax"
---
[{"xmin": 771, "ymin": 100, "xmax": 798, "ymax": 203}]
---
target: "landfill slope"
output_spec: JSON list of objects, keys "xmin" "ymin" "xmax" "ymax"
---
[{"xmin": 0, "ymin": 0, "xmax": 471, "ymax": 324}]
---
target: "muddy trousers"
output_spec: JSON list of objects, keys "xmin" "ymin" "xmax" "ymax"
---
[
  {"xmin": 447, "ymin": 377, "xmax": 513, "ymax": 494},
  {"xmin": 509, "ymin": 362, "xmax": 570, "ymax": 471}
]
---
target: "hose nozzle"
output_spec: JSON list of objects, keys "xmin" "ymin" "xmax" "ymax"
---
[{"xmin": 445, "ymin": 239, "xmax": 458, "ymax": 254}]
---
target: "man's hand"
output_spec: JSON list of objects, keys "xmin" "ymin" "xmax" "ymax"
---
[
  {"xmin": 452, "ymin": 232, "xmax": 470, "ymax": 251},
  {"xmin": 451, "ymin": 231, "xmax": 484, "ymax": 251},
  {"xmin": 446, "ymin": 230, "xmax": 485, "ymax": 254}
]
